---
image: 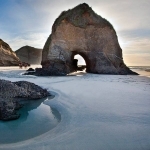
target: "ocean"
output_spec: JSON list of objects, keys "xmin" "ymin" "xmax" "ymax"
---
[{"xmin": 129, "ymin": 66, "xmax": 150, "ymax": 78}]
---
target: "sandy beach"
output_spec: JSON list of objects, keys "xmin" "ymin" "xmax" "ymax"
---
[{"xmin": 0, "ymin": 67, "xmax": 150, "ymax": 150}]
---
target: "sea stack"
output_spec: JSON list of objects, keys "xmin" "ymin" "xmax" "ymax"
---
[
  {"xmin": 41, "ymin": 3, "xmax": 136, "ymax": 75},
  {"xmin": 15, "ymin": 46, "xmax": 42, "ymax": 64},
  {"xmin": 0, "ymin": 39, "xmax": 20, "ymax": 66}
]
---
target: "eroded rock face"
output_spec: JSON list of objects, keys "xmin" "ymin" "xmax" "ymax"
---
[
  {"xmin": 0, "ymin": 98, "xmax": 21, "ymax": 121},
  {"xmin": 15, "ymin": 46, "xmax": 42, "ymax": 64},
  {"xmin": 41, "ymin": 3, "xmax": 136, "ymax": 75},
  {"xmin": 0, "ymin": 79, "xmax": 50, "ymax": 120},
  {"xmin": 0, "ymin": 39, "xmax": 20, "ymax": 66}
]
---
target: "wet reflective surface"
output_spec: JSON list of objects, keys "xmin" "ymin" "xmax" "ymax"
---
[{"xmin": 0, "ymin": 97, "xmax": 61, "ymax": 144}]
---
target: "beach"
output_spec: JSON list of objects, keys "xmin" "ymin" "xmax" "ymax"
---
[{"xmin": 0, "ymin": 67, "xmax": 150, "ymax": 150}]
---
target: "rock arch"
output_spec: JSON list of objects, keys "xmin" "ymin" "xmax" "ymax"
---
[{"xmin": 41, "ymin": 3, "xmax": 137, "ymax": 75}]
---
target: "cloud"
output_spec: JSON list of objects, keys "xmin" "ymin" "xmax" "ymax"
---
[
  {"xmin": 0, "ymin": 0, "xmax": 150, "ymax": 66},
  {"xmin": 5, "ymin": 32, "xmax": 49, "ymax": 50},
  {"xmin": 118, "ymin": 29, "xmax": 150, "ymax": 54},
  {"xmin": 124, "ymin": 53, "xmax": 150, "ymax": 66}
]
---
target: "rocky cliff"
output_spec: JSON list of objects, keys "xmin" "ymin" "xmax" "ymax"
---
[
  {"xmin": 15, "ymin": 46, "xmax": 42, "ymax": 64},
  {"xmin": 0, "ymin": 39, "xmax": 20, "ymax": 66},
  {"xmin": 41, "ymin": 3, "xmax": 137, "ymax": 75}
]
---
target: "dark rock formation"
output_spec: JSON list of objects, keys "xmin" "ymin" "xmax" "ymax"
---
[
  {"xmin": 145, "ymin": 69, "xmax": 150, "ymax": 72},
  {"xmin": 14, "ymin": 81, "xmax": 49, "ymax": 99},
  {"xmin": 0, "ymin": 79, "xmax": 50, "ymax": 121},
  {"xmin": 41, "ymin": 3, "xmax": 137, "ymax": 75},
  {"xmin": 27, "ymin": 68, "xmax": 35, "ymax": 71},
  {"xmin": 0, "ymin": 39, "xmax": 20, "ymax": 66},
  {"xmin": 0, "ymin": 98, "xmax": 21, "ymax": 121},
  {"xmin": 15, "ymin": 46, "xmax": 42, "ymax": 64}
]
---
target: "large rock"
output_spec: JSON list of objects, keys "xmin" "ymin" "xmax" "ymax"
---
[
  {"xmin": 0, "ymin": 97, "xmax": 21, "ymax": 121},
  {"xmin": 0, "ymin": 79, "xmax": 50, "ymax": 120},
  {"xmin": 15, "ymin": 46, "xmax": 42, "ymax": 64},
  {"xmin": 0, "ymin": 39, "xmax": 20, "ymax": 66},
  {"xmin": 41, "ymin": 3, "xmax": 137, "ymax": 75}
]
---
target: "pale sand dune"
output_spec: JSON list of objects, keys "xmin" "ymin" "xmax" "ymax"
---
[{"xmin": 0, "ymin": 67, "xmax": 150, "ymax": 150}]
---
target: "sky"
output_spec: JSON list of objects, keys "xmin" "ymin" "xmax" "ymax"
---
[{"xmin": 0, "ymin": 0, "xmax": 150, "ymax": 66}]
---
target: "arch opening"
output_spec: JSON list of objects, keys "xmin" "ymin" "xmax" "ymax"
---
[
  {"xmin": 74, "ymin": 54, "xmax": 86, "ymax": 66},
  {"xmin": 71, "ymin": 52, "xmax": 89, "ymax": 72}
]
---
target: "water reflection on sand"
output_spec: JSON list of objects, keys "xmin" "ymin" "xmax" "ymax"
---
[{"xmin": 0, "ymin": 96, "xmax": 61, "ymax": 144}]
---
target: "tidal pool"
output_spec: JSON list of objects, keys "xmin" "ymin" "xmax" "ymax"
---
[{"xmin": 0, "ymin": 97, "xmax": 61, "ymax": 144}]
